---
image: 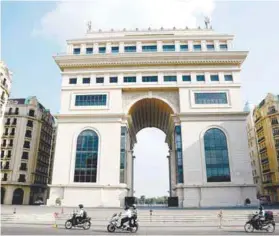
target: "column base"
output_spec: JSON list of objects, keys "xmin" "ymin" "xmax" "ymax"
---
[
  {"xmin": 176, "ymin": 184, "xmax": 258, "ymax": 208},
  {"xmin": 47, "ymin": 184, "xmax": 128, "ymax": 207}
]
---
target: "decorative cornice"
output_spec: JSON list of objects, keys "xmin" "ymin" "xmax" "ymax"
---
[
  {"xmin": 55, "ymin": 113, "xmax": 125, "ymax": 123},
  {"xmin": 54, "ymin": 51, "xmax": 247, "ymax": 70},
  {"xmin": 178, "ymin": 111, "xmax": 249, "ymax": 121}
]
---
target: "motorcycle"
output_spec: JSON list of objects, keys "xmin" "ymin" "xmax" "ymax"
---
[
  {"xmin": 64, "ymin": 213, "xmax": 91, "ymax": 230},
  {"xmin": 107, "ymin": 212, "xmax": 139, "ymax": 233},
  {"xmin": 244, "ymin": 211, "xmax": 275, "ymax": 233}
]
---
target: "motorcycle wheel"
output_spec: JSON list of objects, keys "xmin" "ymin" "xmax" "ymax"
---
[
  {"xmin": 244, "ymin": 223, "xmax": 254, "ymax": 233},
  {"xmin": 131, "ymin": 223, "xmax": 139, "ymax": 233},
  {"xmin": 83, "ymin": 221, "xmax": 91, "ymax": 230},
  {"xmin": 266, "ymin": 223, "xmax": 275, "ymax": 233},
  {"xmin": 107, "ymin": 224, "xmax": 116, "ymax": 233},
  {"xmin": 65, "ymin": 220, "xmax": 73, "ymax": 229}
]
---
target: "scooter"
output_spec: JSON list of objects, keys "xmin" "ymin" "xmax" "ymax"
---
[
  {"xmin": 107, "ymin": 212, "xmax": 139, "ymax": 233},
  {"xmin": 244, "ymin": 211, "xmax": 275, "ymax": 233},
  {"xmin": 64, "ymin": 213, "xmax": 91, "ymax": 230}
]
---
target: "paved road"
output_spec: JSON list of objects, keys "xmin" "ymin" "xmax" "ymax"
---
[{"xmin": 1, "ymin": 225, "xmax": 279, "ymax": 235}]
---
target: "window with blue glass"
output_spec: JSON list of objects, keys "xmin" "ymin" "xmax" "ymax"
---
[
  {"xmin": 120, "ymin": 126, "xmax": 127, "ymax": 183},
  {"xmin": 224, "ymin": 74, "xmax": 233, "ymax": 81},
  {"xmin": 193, "ymin": 45, "xmax": 202, "ymax": 51},
  {"xmin": 210, "ymin": 75, "xmax": 219, "ymax": 81},
  {"xmin": 124, "ymin": 46, "xmax": 136, "ymax": 52},
  {"xmin": 204, "ymin": 128, "xmax": 231, "ymax": 182},
  {"xmin": 99, "ymin": 47, "xmax": 106, "ymax": 53},
  {"xmin": 142, "ymin": 45, "xmax": 157, "ymax": 52},
  {"xmin": 82, "ymin": 78, "xmax": 90, "ymax": 84},
  {"xmin": 96, "ymin": 77, "xmax": 104, "ymax": 84},
  {"xmin": 110, "ymin": 77, "xmax": 118, "ymax": 83},
  {"xmin": 111, "ymin": 46, "xmax": 119, "ymax": 53},
  {"xmin": 194, "ymin": 93, "xmax": 228, "ymax": 104},
  {"xmin": 69, "ymin": 78, "xmax": 77, "ymax": 84},
  {"xmin": 163, "ymin": 45, "xmax": 175, "ymax": 52},
  {"xmin": 182, "ymin": 75, "xmax": 191, "ymax": 82},
  {"xmin": 175, "ymin": 126, "xmax": 184, "ymax": 184},
  {"xmin": 86, "ymin": 48, "xmax": 93, "ymax": 54},
  {"xmin": 207, "ymin": 44, "xmax": 215, "ymax": 51},
  {"xmin": 75, "ymin": 94, "xmax": 107, "ymax": 106},
  {"xmin": 73, "ymin": 48, "xmax": 80, "ymax": 54},
  {"xmin": 196, "ymin": 75, "xmax": 205, "ymax": 82},
  {"xmin": 220, "ymin": 44, "xmax": 228, "ymax": 50},
  {"xmin": 124, "ymin": 76, "xmax": 136, "ymax": 83},
  {"xmin": 74, "ymin": 130, "xmax": 99, "ymax": 183},
  {"xmin": 164, "ymin": 76, "xmax": 177, "ymax": 82},
  {"xmin": 180, "ymin": 45, "xmax": 188, "ymax": 51},
  {"xmin": 142, "ymin": 76, "xmax": 158, "ymax": 82}
]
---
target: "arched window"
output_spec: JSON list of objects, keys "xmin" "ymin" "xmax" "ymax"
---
[
  {"xmin": 12, "ymin": 188, "xmax": 24, "ymax": 205},
  {"xmin": 74, "ymin": 130, "xmax": 99, "ymax": 183},
  {"xmin": 204, "ymin": 128, "xmax": 230, "ymax": 182}
]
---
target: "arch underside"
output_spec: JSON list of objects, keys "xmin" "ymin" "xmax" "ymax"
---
[{"xmin": 127, "ymin": 98, "xmax": 176, "ymax": 147}]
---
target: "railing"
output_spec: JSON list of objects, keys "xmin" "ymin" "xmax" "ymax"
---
[
  {"xmin": 258, "ymin": 136, "xmax": 265, "ymax": 142},
  {"xmin": 268, "ymin": 110, "xmax": 278, "ymax": 115},
  {"xmin": 260, "ymin": 147, "xmax": 267, "ymax": 153},
  {"xmin": 19, "ymin": 167, "xmax": 27, "ymax": 171},
  {"xmin": 257, "ymin": 126, "xmax": 263, "ymax": 132}
]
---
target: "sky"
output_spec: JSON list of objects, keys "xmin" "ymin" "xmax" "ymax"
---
[{"xmin": 1, "ymin": 0, "xmax": 279, "ymax": 198}]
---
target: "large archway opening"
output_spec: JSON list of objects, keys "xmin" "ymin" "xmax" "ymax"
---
[
  {"xmin": 125, "ymin": 97, "xmax": 181, "ymax": 206},
  {"xmin": 133, "ymin": 128, "xmax": 169, "ymax": 204},
  {"xmin": 12, "ymin": 188, "xmax": 24, "ymax": 205}
]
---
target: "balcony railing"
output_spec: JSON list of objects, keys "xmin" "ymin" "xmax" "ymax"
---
[
  {"xmin": 258, "ymin": 136, "xmax": 265, "ymax": 143},
  {"xmin": 18, "ymin": 179, "xmax": 26, "ymax": 183},
  {"xmin": 19, "ymin": 167, "xmax": 27, "ymax": 171},
  {"xmin": 268, "ymin": 110, "xmax": 278, "ymax": 115},
  {"xmin": 257, "ymin": 126, "xmax": 263, "ymax": 132},
  {"xmin": 260, "ymin": 147, "xmax": 267, "ymax": 153}
]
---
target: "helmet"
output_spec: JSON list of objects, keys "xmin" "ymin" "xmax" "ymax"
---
[
  {"xmin": 78, "ymin": 204, "xmax": 84, "ymax": 209},
  {"xmin": 132, "ymin": 204, "xmax": 137, "ymax": 209}
]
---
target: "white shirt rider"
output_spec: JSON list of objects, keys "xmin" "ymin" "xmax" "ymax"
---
[
  {"xmin": 122, "ymin": 208, "xmax": 132, "ymax": 218},
  {"xmin": 77, "ymin": 208, "xmax": 85, "ymax": 217}
]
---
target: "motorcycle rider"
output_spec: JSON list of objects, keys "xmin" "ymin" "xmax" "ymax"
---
[
  {"xmin": 118, "ymin": 205, "xmax": 132, "ymax": 229},
  {"xmin": 257, "ymin": 205, "xmax": 265, "ymax": 228},
  {"xmin": 131, "ymin": 204, "xmax": 138, "ymax": 227},
  {"xmin": 75, "ymin": 204, "xmax": 87, "ymax": 224}
]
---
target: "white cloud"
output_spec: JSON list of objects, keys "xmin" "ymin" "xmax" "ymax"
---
[{"xmin": 34, "ymin": 0, "xmax": 215, "ymax": 47}]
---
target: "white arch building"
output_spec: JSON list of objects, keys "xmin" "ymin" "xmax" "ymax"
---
[{"xmin": 48, "ymin": 28, "xmax": 257, "ymax": 207}]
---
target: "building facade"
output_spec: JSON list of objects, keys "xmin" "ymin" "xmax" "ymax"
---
[
  {"xmin": 1, "ymin": 97, "xmax": 55, "ymax": 205},
  {"xmin": 246, "ymin": 102, "xmax": 263, "ymax": 196},
  {"xmin": 253, "ymin": 94, "xmax": 279, "ymax": 202},
  {"xmin": 0, "ymin": 61, "xmax": 13, "ymax": 136},
  {"xmin": 48, "ymin": 28, "xmax": 257, "ymax": 207}
]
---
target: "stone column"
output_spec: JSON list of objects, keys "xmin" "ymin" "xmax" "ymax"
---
[
  {"xmin": 126, "ymin": 150, "xmax": 133, "ymax": 196},
  {"xmin": 132, "ymin": 155, "xmax": 136, "ymax": 196},
  {"xmin": 169, "ymin": 149, "xmax": 176, "ymax": 197},
  {"xmin": 166, "ymin": 155, "xmax": 172, "ymax": 197},
  {"xmin": 4, "ymin": 186, "xmax": 13, "ymax": 205}
]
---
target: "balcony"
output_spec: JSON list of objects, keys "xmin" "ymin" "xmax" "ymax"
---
[
  {"xmin": 5, "ymin": 122, "xmax": 10, "ymax": 126},
  {"xmin": 257, "ymin": 126, "xmax": 263, "ymax": 132},
  {"xmin": 11, "ymin": 122, "xmax": 17, "ymax": 126},
  {"xmin": 19, "ymin": 167, "xmax": 27, "ymax": 171},
  {"xmin": 5, "ymin": 112, "xmax": 19, "ymax": 116},
  {"xmin": 260, "ymin": 147, "xmax": 267, "ymax": 153},
  {"xmin": 258, "ymin": 136, "xmax": 265, "ymax": 143},
  {"xmin": 18, "ymin": 179, "xmax": 26, "ymax": 183},
  {"xmin": 268, "ymin": 109, "xmax": 278, "ymax": 115},
  {"xmin": 9, "ymin": 132, "xmax": 15, "ymax": 137}
]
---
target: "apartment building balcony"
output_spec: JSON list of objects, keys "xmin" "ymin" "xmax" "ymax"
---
[
  {"xmin": 260, "ymin": 147, "xmax": 267, "ymax": 153},
  {"xmin": 5, "ymin": 111, "xmax": 19, "ymax": 116},
  {"xmin": 258, "ymin": 136, "xmax": 265, "ymax": 143},
  {"xmin": 257, "ymin": 126, "xmax": 263, "ymax": 132},
  {"xmin": 10, "ymin": 121, "xmax": 17, "ymax": 126},
  {"xmin": 268, "ymin": 109, "xmax": 278, "ymax": 115}
]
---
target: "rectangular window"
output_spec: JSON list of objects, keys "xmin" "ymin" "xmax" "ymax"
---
[
  {"xmin": 28, "ymin": 109, "xmax": 35, "ymax": 117},
  {"xmin": 73, "ymin": 48, "xmax": 80, "ymax": 54},
  {"xmin": 15, "ymin": 108, "xmax": 19, "ymax": 114},
  {"xmin": 20, "ymin": 163, "xmax": 27, "ymax": 171},
  {"xmin": 164, "ymin": 76, "xmax": 177, "ymax": 82},
  {"xmin": 23, "ymin": 141, "xmax": 30, "ymax": 149},
  {"xmin": 142, "ymin": 76, "xmax": 158, "ymax": 82},
  {"xmin": 109, "ymin": 77, "xmax": 118, "ymax": 83},
  {"xmin": 124, "ymin": 76, "xmax": 136, "ymax": 83},
  {"xmin": 220, "ymin": 44, "xmax": 228, "ymax": 50},
  {"xmin": 196, "ymin": 75, "xmax": 205, "ymax": 82},
  {"xmin": 99, "ymin": 47, "xmax": 106, "ymax": 53},
  {"xmin": 82, "ymin": 78, "xmax": 90, "ymax": 84},
  {"xmin": 193, "ymin": 45, "xmax": 202, "ymax": 51},
  {"xmin": 124, "ymin": 46, "xmax": 136, "ymax": 52},
  {"xmin": 210, "ymin": 75, "xmax": 219, "ymax": 81},
  {"xmin": 96, "ymin": 77, "xmax": 104, "ymax": 83},
  {"xmin": 207, "ymin": 44, "xmax": 215, "ymax": 51},
  {"xmin": 75, "ymin": 94, "xmax": 107, "ymax": 106},
  {"xmin": 69, "ymin": 78, "xmax": 77, "ymax": 84},
  {"xmin": 7, "ymin": 150, "xmax": 11, "ymax": 157},
  {"xmin": 163, "ymin": 45, "xmax": 175, "ymax": 52},
  {"xmin": 111, "ymin": 46, "xmax": 119, "ymax": 53},
  {"xmin": 224, "ymin": 74, "xmax": 233, "ymax": 81},
  {"xmin": 27, "ymin": 120, "xmax": 33, "ymax": 127},
  {"xmin": 9, "ymin": 139, "xmax": 13, "ymax": 146},
  {"xmin": 86, "ymin": 48, "xmax": 93, "ymax": 54},
  {"xmin": 180, "ymin": 45, "xmax": 188, "ymax": 51},
  {"xmin": 194, "ymin": 92, "xmax": 228, "ymax": 104},
  {"xmin": 182, "ymin": 75, "xmax": 191, "ymax": 82},
  {"xmin": 25, "ymin": 130, "xmax": 32, "ymax": 138},
  {"xmin": 142, "ymin": 45, "xmax": 157, "ymax": 52},
  {"xmin": 18, "ymin": 174, "xmax": 26, "ymax": 182}
]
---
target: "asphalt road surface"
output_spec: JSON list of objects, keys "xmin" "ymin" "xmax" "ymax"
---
[{"xmin": 1, "ymin": 225, "xmax": 279, "ymax": 235}]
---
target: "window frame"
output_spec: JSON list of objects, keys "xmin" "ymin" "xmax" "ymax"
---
[
  {"xmin": 142, "ymin": 45, "xmax": 157, "ymax": 52},
  {"xmin": 163, "ymin": 44, "xmax": 175, "ymax": 52},
  {"xmin": 190, "ymin": 90, "xmax": 231, "ymax": 108},
  {"xmin": 69, "ymin": 78, "xmax": 77, "ymax": 84},
  {"xmin": 70, "ymin": 92, "xmax": 109, "ymax": 110},
  {"xmin": 82, "ymin": 78, "xmax": 91, "ymax": 84}
]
